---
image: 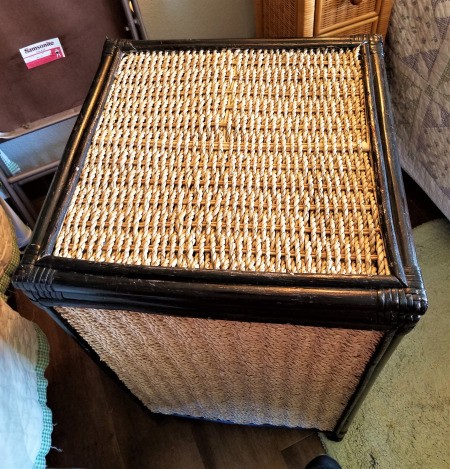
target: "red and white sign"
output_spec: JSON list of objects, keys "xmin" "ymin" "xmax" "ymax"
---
[{"xmin": 19, "ymin": 38, "xmax": 65, "ymax": 70}]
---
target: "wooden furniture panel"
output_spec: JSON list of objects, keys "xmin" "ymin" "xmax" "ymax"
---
[
  {"xmin": 315, "ymin": 0, "xmax": 379, "ymax": 35},
  {"xmin": 376, "ymin": 0, "xmax": 394, "ymax": 37},
  {"xmin": 318, "ymin": 16, "xmax": 378, "ymax": 36},
  {"xmin": 254, "ymin": 0, "xmax": 315, "ymax": 37},
  {"xmin": 255, "ymin": 0, "xmax": 394, "ymax": 38}
]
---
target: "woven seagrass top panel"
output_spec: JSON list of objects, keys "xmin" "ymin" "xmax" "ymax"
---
[{"xmin": 53, "ymin": 46, "xmax": 390, "ymax": 275}]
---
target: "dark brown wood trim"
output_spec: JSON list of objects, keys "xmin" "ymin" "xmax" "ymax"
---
[
  {"xmin": 34, "ymin": 255, "xmax": 402, "ymax": 288},
  {"xmin": 360, "ymin": 37, "xmax": 406, "ymax": 285},
  {"xmin": 368, "ymin": 38, "xmax": 427, "ymax": 306}
]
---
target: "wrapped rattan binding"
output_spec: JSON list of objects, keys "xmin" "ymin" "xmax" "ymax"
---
[{"xmin": 54, "ymin": 47, "xmax": 390, "ymax": 276}]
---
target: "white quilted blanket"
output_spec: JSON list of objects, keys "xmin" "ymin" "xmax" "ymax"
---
[
  {"xmin": 0, "ymin": 193, "xmax": 51, "ymax": 468},
  {"xmin": 0, "ymin": 299, "xmax": 51, "ymax": 469}
]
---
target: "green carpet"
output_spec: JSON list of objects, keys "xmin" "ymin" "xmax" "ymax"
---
[{"xmin": 322, "ymin": 219, "xmax": 450, "ymax": 469}]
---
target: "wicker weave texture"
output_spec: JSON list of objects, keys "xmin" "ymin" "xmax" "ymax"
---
[
  {"xmin": 57, "ymin": 306, "xmax": 384, "ymax": 430},
  {"xmin": 256, "ymin": 0, "xmax": 316, "ymax": 37},
  {"xmin": 261, "ymin": 0, "xmax": 298, "ymax": 37},
  {"xmin": 54, "ymin": 48, "xmax": 389, "ymax": 275},
  {"xmin": 315, "ymin": 0, "xmax": 377, "ymax": 33}
]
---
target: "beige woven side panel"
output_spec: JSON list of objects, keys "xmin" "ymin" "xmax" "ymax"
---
[
  {"xmin": 54, "ymin": 48, "xmax": 390, "ymax": 276},
  {"xmin": 58, "ymin": 306, "xmax": 384, "ymax": 431}
]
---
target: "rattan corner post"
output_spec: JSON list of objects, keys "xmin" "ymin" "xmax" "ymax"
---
[{"xmin": 15, "ymin": 36, "xmax": 427, "ymax": 441}]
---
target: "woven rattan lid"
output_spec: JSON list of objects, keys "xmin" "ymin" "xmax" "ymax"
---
[{"xmin": 53, "ymin": 45, "xmax": 389, "ymax": 276}]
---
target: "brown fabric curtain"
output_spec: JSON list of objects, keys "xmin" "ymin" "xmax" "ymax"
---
[{"xmin": 0, "ymin": 0, "xmax": 128, "ymax": 134}]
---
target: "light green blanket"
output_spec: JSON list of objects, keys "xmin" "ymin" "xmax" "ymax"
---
[{"xmin": 322, "ymin": 219, "xmax": 450, "ymax": 469}]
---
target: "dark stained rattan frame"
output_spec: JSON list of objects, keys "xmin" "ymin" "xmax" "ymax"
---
[{"xmin": 14, "ymin": 36, "xmax": 427, "ymax": 440}]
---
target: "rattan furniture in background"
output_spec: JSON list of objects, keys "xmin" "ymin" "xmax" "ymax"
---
[
  {"xmin": 15, "ymin": 36, "xmax": 426, "ymax": 441},
  {"xmin": 254, "ymin": 0, "xmax": 394, "ymax": 38}
]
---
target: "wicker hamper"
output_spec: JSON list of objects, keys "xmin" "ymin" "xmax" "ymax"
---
[{"xmin": 15, "ymin": 36, "xmax": 427, "ymax": 440}]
